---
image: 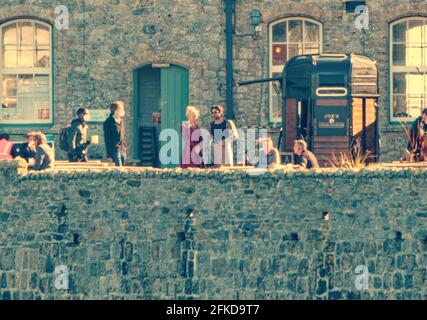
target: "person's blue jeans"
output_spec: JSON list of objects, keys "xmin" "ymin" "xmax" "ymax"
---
[{"xmin": 112, "ymin": 151, "xmax": 126, "ymax": 167}]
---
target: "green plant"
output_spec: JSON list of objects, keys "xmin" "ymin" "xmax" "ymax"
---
[{"xmin": 326, "ymin": 139, "xmax": 372, "ymax": 169}]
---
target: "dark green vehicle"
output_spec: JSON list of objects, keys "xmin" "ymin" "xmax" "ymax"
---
[{"xmin": 281, "ymin": 53, "xmax": 379, "ymax": 165}]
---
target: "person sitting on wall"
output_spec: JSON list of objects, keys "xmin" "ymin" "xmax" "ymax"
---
[
  {"xmin": 103, "ymin": 101, "xmax": 127, "ymax": 167},
  {"xmin": 68, "ymin": 108, "xmax": 96, "ymax": 163},
  {"xmin": 0, "ymin": 133, "xmax": 13, "ymax": 161},
  {"xmin": 293, "ymin": 139, "xmax": 319, "ymax": 169},
  {"xmin": 256, "ymin": 136, "xmax": 281, "ymax": 170},
  {"xmin": 11, "ymin": 131, "xmax": 37, "ymax": 164},
  {"xmin": 31, "ymin": 132, "xmax": 55, "ymax": 171},
  {"xmin": 407, "ymin": 108, "xmax": 427, "ymax": 161}
]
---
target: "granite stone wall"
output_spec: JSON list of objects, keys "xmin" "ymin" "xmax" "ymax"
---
[
  {"xmin": 1, "ymin": 0, "xmax": 426, "ymax": 162},
  {"xmin": 0, "ymin": 161, "xmax": 426, "ymax": 300}
]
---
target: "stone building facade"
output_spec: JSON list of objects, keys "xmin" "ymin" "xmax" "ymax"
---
[{"xmin": 1, "ymin": 0, "xmax": 427, "ymax": 161}]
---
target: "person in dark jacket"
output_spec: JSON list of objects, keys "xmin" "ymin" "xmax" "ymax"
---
[
  {"xmin": 407, "ymin": 108, "xmax": 427, "ymax": 160},
  {"xmin": 103, "ymin": 101, "xmax": 126, "ymax": 167},
  {"xmin": 32, "ymin": 132, "xmax": 54, "ymax": 171},
  {"xmin": 11, "ymin": 131, "xmax": 37, "ymax": 163},
  {"xmin": 68, "ymin": 108, "xmax": 93, "ymax": 162},
  {"xmin": 293, "ymin": 139, "xmax": 319, "ymax": 169}
]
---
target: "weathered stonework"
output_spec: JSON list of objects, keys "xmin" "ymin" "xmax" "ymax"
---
[
  {"xmin": 0, "ymin": 161, "xmax": 426, "ymax": 300},
  {"xmin": 0, "ymin": 0, "xmax": 427, "ymax": 161}
]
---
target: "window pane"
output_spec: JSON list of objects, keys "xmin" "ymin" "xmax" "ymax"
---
[
  {"xmin": 3, "ymin": 45, "xmax": 17, "ymax": 68},
  {"xmin": 36, "ymin": 98, "xmax": 50, "ymax": 120},
  {"xmin": 18, "ymin": 46, "xmax": 34, "ymax": 67},
  {"xmin": 36, "ymin": 48, "xmax": 50, "ymax": 67},
  {"xmin": 17, "ymin": 96, "xmax": 34, "ymax": 119},
  {"xmin": 272, "ymin": 72, "xmax": 282, "ymax": 79},
  {"xmin": 289, "ymin": 20, "xmax": 302, "ymax": 42},
  {"xmin": 272, "ymin": 22, "xmax": 286, "ymax": 42},
  {"xmin": 272, "ymin": 44, "xmax": 287, "ymax": 66},
  {"xmin": 393, "ymin": 22, "xmax": 407, "ymax": 42},
  {"xmin": 271, "ymin": 92, "xmax": 281, "ymax": 120},
  {"xmin": 407, "ymin": 97, "xmax": 424, "ymax": 117},
  {"xmin": 407, "ymin": 73, "xmax": 424, "ymax": 96},
  {"xmin": 304, "ymin": 43, "xmax": 320, "ymax": 55},
  {"xmin": 36, "ymin": 23, "xmax": 50, "ymax": 46},
  {"xmin": 393, "ymin": 44, "xmax": 406, "ymax": 66},
  {"xmin": 3, "ymin": 23, "xmax": 17, "ymax": 45},
  {"xmin": 305, "ymin": 21, "xmax": 319, "ymax": 43},
  {"xmin": 19, "ymin": 21, "xmax": 34, "ymax": 46},
  {"xmin": 393, "ymin": 73, "xmax": 406, "ymax": 94},
  {"xmin": 17, "ymin": 74, "xmax": 34, "ymax": 96},
  {"xmin": 407, "ymin": 20, "xmax": 423, "ymax": 44},
  {"xmin": 288, "ymin": 44, "xmax": 303, "ymax": 59},
  {"xmin": 407, "ymin": 45, "xmax": 422, "ymax": 66},
  {"xmin": 34, "ymin": 75, "xmax": 49, "ymax": 97},
  {"xmin": 4, "ymin": 97, "xmax": 17, "ymax": 108},
  {"xmin": 1, "ymin": 74, "xmax": 17, "ymax": 97},
  {"xmin": 393, "ymin": 95, "xmax": 408, "ymax": 117}
]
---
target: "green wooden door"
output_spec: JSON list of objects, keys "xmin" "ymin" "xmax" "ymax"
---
[{"xmin": 160, "ymin": 65, "xmax": 189, "ymax": 168}]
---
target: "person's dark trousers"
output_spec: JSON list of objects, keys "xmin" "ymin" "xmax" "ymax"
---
[
  {"xmin": 112, "ymin": 151, "xmax": 126, "ymax": 167},
  {"xmin": 68, "ymin": 150, "xmax": 88, "ymax": 163}
]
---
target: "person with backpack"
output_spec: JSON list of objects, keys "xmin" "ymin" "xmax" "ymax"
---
[{"xmin": 66, "ymin": 108, "xmax": 94, "ymax": 162}]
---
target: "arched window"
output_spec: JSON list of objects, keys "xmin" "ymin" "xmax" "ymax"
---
[
  {"xmin": 390, "ymin": 17, "xmax": 427, "ymax": 121},
  {"xmin": 269, "ymin": 17, "xmax": 323, "ymax": 123},
  {"xmin": 0, "ymin": 19, "xmax": 52, "ymax": 125}
]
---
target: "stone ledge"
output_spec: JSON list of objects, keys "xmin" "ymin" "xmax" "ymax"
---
[{"xmin": 2, "ymin": 160, "xmax": 427, "ymax": 181}]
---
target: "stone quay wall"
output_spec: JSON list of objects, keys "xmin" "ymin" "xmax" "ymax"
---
[{"xmin": 0, "ymin": 161, "xmax": 426, "ymax": 300}]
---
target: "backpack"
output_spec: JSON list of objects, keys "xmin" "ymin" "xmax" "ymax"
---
[{"xmin": 59, "ymin": 126, "xmax": 70, "ymax": 151}]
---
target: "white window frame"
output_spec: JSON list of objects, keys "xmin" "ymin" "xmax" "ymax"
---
[
  {"xmin": 390, "ymin": 17, "xmax": 427, "ymax": 123},
  {"xmin": 269, "ymin": 17, "xmax": 323, "ymax": 124},
  {"xmin": 0, "ymin": 19, "xmax": 53, "ymax": 125}
]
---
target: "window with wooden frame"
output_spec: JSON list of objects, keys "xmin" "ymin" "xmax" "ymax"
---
[
  {"xmin": 269, "ymin": 17, "xmax": 323, "ymax": 124},
  {"xmin": 0, "ymin": 19, "xmax": 52, "ymax": 125}
]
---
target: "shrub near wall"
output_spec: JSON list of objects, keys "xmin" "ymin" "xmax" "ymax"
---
[{"xmin": 0, "ymin": 161, "xmax": 426, "ymax": 300}]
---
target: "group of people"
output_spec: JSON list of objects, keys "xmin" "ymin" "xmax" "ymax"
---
[
  {"xmin": 0, "ymin": 100, "xmax": 319, "ymax": 170},
  {"xmin": 0, "ymin": 100, "xmax": 127, "ymax": 170},
  {"xmin": 63, "ymin": 101, "xmax": 127, "ymax": 167},
  {"xmin": 0, "ymin": 131, "xmax": 54, "ymax": 170},
  {"xmin": 180, "ymin": 104, "xmax": 319, "ymax": 170}
]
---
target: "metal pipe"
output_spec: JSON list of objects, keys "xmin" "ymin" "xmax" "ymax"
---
[
  {"xmin": 235, "ymin": 77, "xmax": 282, "ymax": 87},
  {"xmin": 225, "ymin": 0, "xmax": 235, "ymax": 119}
]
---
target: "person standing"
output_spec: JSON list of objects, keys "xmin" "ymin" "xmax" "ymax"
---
[
  {"xmin": 407, "ymin": 108, "xmax": 427, "ymax": 161},
  {"xmin": 293, "ymin": 139, "xmax": 319, "ymax": 169},
  {"xmin": 32, "ymin": 132, "xmax": 55, "ymax": 171},
  {"xmin": 152, "ymin": 112, "xmax": 161, "ymax": 168},
  {"xmin": 181, "ymin": 106, "xmax": 204, "ymax": 169},
  {"xmin": 68, "ymin": 108, "xmax": 93, "ymax": 162},
  {"xmin": 210, "ymin": 105, "xmax": 238, "ymax": 167},
  {"xmin": 103, "ymin": 101, "xmax": 126, "ymax": 167},
  {"xmin": 0, "ymin": 133, "xmax": 14, "ymax": 161}
]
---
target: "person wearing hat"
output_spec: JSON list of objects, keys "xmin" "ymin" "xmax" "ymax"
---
[{"xmin": 68, "ymin": 107, "xmax": 94, "ymax": 162}]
